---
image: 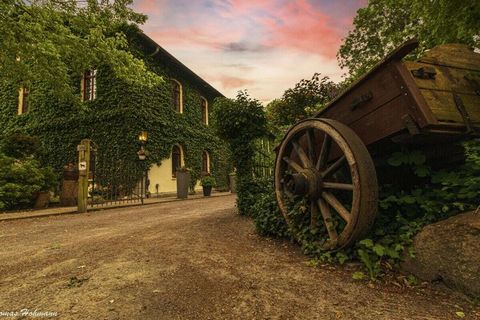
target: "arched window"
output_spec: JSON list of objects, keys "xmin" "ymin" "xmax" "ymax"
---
[
  {"xmin": 202, "ymin": 150, "xmax": 210, "ymax": 174},
  {"xmin": 172, "ymin": 145, "xmax": 182, "ymax": 177},
  {"xmin": 200, "ymin": 97, "xmax": 208, "ymax": 125},
  {"xmin": 81, "ymin": 68, "xmax": 97, "ymax": 101},
  {"xmin": 171, "ymin": 79, "xmax": 183, "ymax": 113}
]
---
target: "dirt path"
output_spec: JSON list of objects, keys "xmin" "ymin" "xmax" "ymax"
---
[{"xmin": 0, "ymin": 195, "xmax": 477, "ymax": 319}]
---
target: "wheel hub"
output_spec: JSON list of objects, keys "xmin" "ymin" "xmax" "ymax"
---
[{"xmin": 284, "ymin": 168, "xmax": 323, "ymax": 200}]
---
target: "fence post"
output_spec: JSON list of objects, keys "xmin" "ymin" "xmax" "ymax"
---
[{"xmin": 77, "ymin": 139, "xmax": 91, "ymax": 213}]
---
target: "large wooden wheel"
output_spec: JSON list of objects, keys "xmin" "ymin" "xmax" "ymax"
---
[{"xmin": 274, "ymin": 118, "xmax": 378, "ymax": 250}]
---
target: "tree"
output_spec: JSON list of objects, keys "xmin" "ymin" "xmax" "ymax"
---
[
  {"xmin": 211, "ymin": 91, "xmax": 268, "ymax": 215},
  {"xmin": 338, "ymin": 0, "xmax": 480, "ymax": 81},
  {"xmin": 266, "ymin": 73, "xmax": 339, "ymax": 127},
  {"xmin": 0, "ymin": 0, "xmax": 161, "ymax": 97}
]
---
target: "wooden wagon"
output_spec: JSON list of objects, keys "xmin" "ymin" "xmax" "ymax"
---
[{"xmin": 274, "ymin": 39, "xmax": 480, "ymax": 250}]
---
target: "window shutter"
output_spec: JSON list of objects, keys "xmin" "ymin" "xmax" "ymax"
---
[
  {"xmin": 17, "ymin": 88, "xmax": 23, "ymax": 115},
  {"xmin": 80, "ymin": 72, "xmax": 85, "ymax": 102}
]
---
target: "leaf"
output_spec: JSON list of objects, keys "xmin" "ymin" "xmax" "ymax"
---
[
  {"xmin": 409, "ymin": 152, "xmax": 426, "ymax": 165},
  {"xmin": 359, "ymin": 239, "xmax": 374, "ymax": 248},
  {"xmin": 352, "ymin": 271, "xmax": 365, "ymax": 280},
  {"xmin": 455, "ymin": 311, "xmax": 465, "ymax": 318},
  {"xmin": 387, "ymin": 152, "xmax": 405, "ymax": 167},
  {"xmin": 336, "ymin": 252, "xmax": 349, "ymax": 265},
  {"xmin": 414, "ymin": 165, "xmax": 430, "ymax": 177},
  {"xmin": 373, "ymin": 244, "xmax": 385, "ymax": 257}
]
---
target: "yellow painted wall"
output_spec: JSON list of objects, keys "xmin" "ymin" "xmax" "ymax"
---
[{"xmin": 148, "ymin": 149, "xmax": 202, "ymax": 195}]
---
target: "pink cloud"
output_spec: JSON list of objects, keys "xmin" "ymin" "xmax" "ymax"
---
[
  {"xmin": 260, "ymin": 0, "xmax": 341, "ymax": 58},
  {"xmin": 221, "ymin": 0, "xmax": 277, "ymax": 16},
  {"xmin": 146, "ymin": 20, "xmax": 243, "ymax": 50},
  {"xmin": 135, "ymin": 0, "xmax": 165, "ymax": 15},
  {"xmin": 214, "ymin": 75, "xmax": 255, "ymax": 89}
]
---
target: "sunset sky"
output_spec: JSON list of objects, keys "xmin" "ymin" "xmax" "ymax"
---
[{"xmin": 133, "ymin": 0, "xmax": 366, "ymax": 103}]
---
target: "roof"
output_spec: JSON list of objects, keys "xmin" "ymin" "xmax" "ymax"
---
[{"xmin": 137, "ymin": 32, "xmax": 224, "ymax": 99}]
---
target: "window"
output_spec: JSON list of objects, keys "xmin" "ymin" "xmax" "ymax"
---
[
  {"xmin": 171, "ymin": 79, "xmax": 183, "ymax": 113},
  {"xmin": 201, "ymin": 97, "xmax": 208, "ymax": 125},
  {"xmin": 202, "ymin": 150, "xmax": 210, "ymax": 174},
  {"xmin": 81, "ymin": 69, "xmax": 97, "ymax": 101},
  {"xmin": 17, "ymin": 87, "xmax": 29, "ymax": 115},
  {"xmin": 171, "ymin": 145, "xmax": 182, "ymax": 178}
]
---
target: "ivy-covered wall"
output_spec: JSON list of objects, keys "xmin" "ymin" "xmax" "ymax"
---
[{"xmin": 0, "ymin": 27, "xmax": 232, "ymax": 190}]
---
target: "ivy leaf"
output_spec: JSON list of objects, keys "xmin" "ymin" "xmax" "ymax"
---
[
  {"xmin": 387, "ymin": 152, "xmax": 405, "ymax": 167},
  {"xmin": 409, "ymin": 152, "xmax": 426, "ymax": 165},
  {"xmin": 373, "ymin": 244, "xmax": 385, "ymax": 257},
  {"xmin": 414, "ymin": 165, "xmax": 430, "ymax": 177},
  {"xmin": 336, "ymin": 252, "xmax": 349, "ymax": 265},
  {"xmin": 359, "ymin": 239, "xmax": 374, "ymax": 248},
  {"xmin": 352, "ymin": 271, "xmax": 365, "ymax": 280}
]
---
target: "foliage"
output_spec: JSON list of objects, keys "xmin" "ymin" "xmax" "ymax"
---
[
  {"xmin": 250, "ymin": 178, "xmax": 290, "ymax": 238},
  {"xmin": 0, "ymin": 27, "xmax": 231, "ymax": 198},
  {"xmin": 247, "ymin": 140, "xmax": 480, "ymax": 279},
  {"xmin": 338, "ymin": 0, "xmax": 480, "ymax": 81},
  {"xmin": 212, "ymin": 91, "xmax": 267, "ymax": 153},
  {"xmin": 211, "ymin": 91, "xmax": 268, "ymax": 215},
  {"xmin": 0, "ymin": 153, "xmax": 57, "ymax": 210},
  {"xmin": 0, "ymin": 0, "xmax": 161, "ymax": 98},
  {"xmin": 266, "ymin": 73, "xmax": 339, "ymax": 127},
  {"xmin": 200, "ymin": 175, "xmax": 216, "ymax": 188},
  {"xmin": 0, "ymin": 132, "xmax": 42, "ymax": 159}
]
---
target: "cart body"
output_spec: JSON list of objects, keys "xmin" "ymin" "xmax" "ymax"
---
[{"xmin": 317, "ymin": 40, "xmax": 480, "ymax": 148}]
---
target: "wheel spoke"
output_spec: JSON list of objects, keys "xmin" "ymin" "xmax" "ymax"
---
[
  {"xmin": 310, "ymin": 200, "xmax": 318, "ymax": 231},
  {"xmin": 282, "ymin": 157, "xmax": 303, "ymax": 172},
  {"xmin": 316, "ymin": 134, "xmax": 331, "ymax": 170},
  {"xmin": 317, "ymin": 198, "xmax": 338, "ymax": 241},
  {"xmin": 321, "ymin": 155, "xmax": 346, "ymax": 178},
  {"xmin": 305, "ymin": 129, "xmax": 316, "ymax": 164},
  {"xmin": 292, "ymin": 140, "xmax": 312, "ymax": 168},
  {"xmin": 323, "ymin": 182, "xmax": 354, "ymax": 191},
  {"xmin": 322, "ymin": 192, "xmax": 352, "ymax": 224}
]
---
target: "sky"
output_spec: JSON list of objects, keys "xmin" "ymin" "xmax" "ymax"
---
[{"xmin": 133, "ymin": 0, "xmax": 366, "ymax": 103}]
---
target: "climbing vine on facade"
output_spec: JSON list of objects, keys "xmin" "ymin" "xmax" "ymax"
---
[{"xmin": 0, "ymin": 25, "xmax": 231, "ymax": 194}]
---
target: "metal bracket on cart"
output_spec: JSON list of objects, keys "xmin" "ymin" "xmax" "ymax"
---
[{"xmin": 453, "ymin": 93, "xmax": 478, "ymax": 136}]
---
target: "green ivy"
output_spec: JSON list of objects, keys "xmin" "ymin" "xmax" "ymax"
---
[
  {"xmin": 247, "ymin": 140, "xmax": 480, "ymax": 279},
  {"xmin": 0, "ymin": 153, "xmax": 57, "ymax": 210},
  {"xmin": 0, "ymin": 28, "xmax": 231, "ymax": 192},
  {"xmin": 211, "ymin": 91, "xmax": 268, "ymax": 215}
]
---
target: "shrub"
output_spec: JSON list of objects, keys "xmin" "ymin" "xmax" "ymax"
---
[
  {"xmin": 250, "ymin": 178, "xmax": 289, "ymax": 238},
  {"xmin": 211, "ymin": 91, "xmax": 268, "ymax": 215},
  {"xmin": 247, "ymin": 140, "xmax": 480, "ymax": 279},
  {"xmin": 0, "ymin": 153, "xmax": 57, "ymax": 210},
  {"xmin": 0, "ymin": 133, "xmax": 42, "ymax": 159},
  {"xmin": 200, "ymin": 175, "xmax": 216, "ymax": 187}
]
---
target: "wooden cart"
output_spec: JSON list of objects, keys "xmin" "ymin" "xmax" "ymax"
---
[{"xmin": 274, "ymin": 39, "xmax": 480, "ymax": 250}]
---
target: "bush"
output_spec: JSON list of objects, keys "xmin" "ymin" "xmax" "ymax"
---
[
  {"xmin": 211, "ymin": 91, "xmax": 268, "ymax": 215},
  {"xmin": 247, "ymin": 140, "xmax": 480, "ymax": 279},
  {"xmin": 250, "ymin": 178, "xmax": 289, "ymax": 238},
  {"xmin": 200, "ymin": 175, "xmax": 216, "ymax": 187},
  {"xmin": 0, "ymin": 133, "xmax": 42, "ymax": 159},
  {"xmin": 0, "ymin": 153, "xmax": 58, "ymax": 211}
]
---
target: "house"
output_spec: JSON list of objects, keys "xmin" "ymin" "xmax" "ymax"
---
[{"xmin": 0, "ymin": 26, "xmax": 230, "ymax": 197}]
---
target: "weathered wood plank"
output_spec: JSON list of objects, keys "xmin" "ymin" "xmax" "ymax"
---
[
  {"xmin": 393, "ymin": 61, "xmax": 436, "ymax": 128},
  {"xmin": 348, "ymin": 94, "xmax": 412, "ymax": 147},
  {"xmin": 419, "ymin": 89, "xmax": 480, "ymax": 125},
  {"xmin": 321, "ymin": 64, "xmax": 403, "ymax": 127},
  {"xmin": 404, "ymin": 61, "xmax": 479, "ymax": 95},
  {"xmin": 418, "ymin": 44, "xmax": 480, "ymax": 72}
]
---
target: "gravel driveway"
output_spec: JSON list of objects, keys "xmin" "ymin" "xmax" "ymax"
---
[{"xmin": 0, "ymin": 195, "xmax": 477, "ymax": 319}]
